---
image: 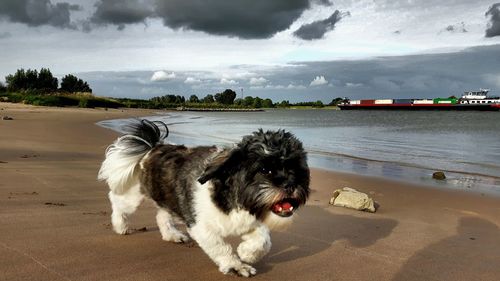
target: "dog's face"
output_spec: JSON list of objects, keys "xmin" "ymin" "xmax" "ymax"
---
[{"xmin": 198, "ymin": 129, "xmax": 310, "ymax": 225}]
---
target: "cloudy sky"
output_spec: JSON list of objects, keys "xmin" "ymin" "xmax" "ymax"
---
[{"xmin": 1, "ymin": 0, "xmax": 500, "ymax": 102}]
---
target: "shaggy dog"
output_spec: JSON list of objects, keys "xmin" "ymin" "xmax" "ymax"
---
[{"xmin": 98, "ymin": 120, "xmax": 310, "ymax": 277}]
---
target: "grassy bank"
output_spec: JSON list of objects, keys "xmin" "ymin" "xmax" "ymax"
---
[{"xmin": 0, "ymin": 92, "xmax": 124, "ymax": 108}]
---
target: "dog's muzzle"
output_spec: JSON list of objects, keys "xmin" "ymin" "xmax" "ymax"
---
[{"xmin": 271, "ymin": 198, "xmax": 299, "ymax": 217}]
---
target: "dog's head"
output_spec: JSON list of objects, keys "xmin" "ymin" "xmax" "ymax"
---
[{"xmin": 198, "ymin": 129, "xmax": 310, "ymax": 228}]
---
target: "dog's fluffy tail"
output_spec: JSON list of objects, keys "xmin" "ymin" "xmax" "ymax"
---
[{"xmin": 98, "ymin": 119, "xmax": 168, "ymax": 194}]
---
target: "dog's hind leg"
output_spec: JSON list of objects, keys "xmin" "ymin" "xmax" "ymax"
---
[
  {"xmin": 108, "ymin": 184, "xmax": 144, "ymax": 235},
  {"xmin": 156, "ymin": 208, "xmax": 189, "ymax": 243}
]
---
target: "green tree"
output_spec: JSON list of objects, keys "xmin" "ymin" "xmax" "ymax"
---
[
  {"xmin": 262, "ymin": 98, "xmax": 274, "ymax": 108},
  {"xmin": 329, "ymin": 97, "xmax": 344, "ymax": 106},
  {"xmin": 243, "ymin": 96, "xmax": 254, "ymax": 107},
  {"xmin": 189, "ymin": 94, "xmax": 199, "ymax": 103},
  {"xmin": 253, "ymin": 97, "xmax": 262, "ymax": 108},
  {"xmin": 37, "ymin": 68, "xmax": 58, "ymax": 92},
  {"xmin": 276, "ymin": 100, "xmax": 290, "ymax": 108},
  {"xmin": 174, "ymin": 95, "xmax": 185, "ymax": 104},
  {"xmin": 25, "ymin": 69, "xmax": 38, "ymax": 90},
  {"xmin": 313, "ymin": 100, "xmax": 324, "ymax": 108},
  {"xmin": 233, "ymin": 98, "xmax": 243, "ymax": 106},
  {"xmin": 214, "ymin": 89, "xmax": 237, "ymax": 105},
  {"xmin": 0, "ymin": 81, "xmax": 6, "ymax": 93},
  {"xmin": 202, "ymin": 94, "xmax": 214, "ymax": 103},
  {"xmin": 150, "ymin": 94, "xmax": 185, "ymax": 105},
  {"xmin": 5, "ymin": 68, "xmax": 58, "ymax": 93},
  {"xmin": 60, "ymin": 74, "xmax": 91, "ymax": 93},
  {"xmin": 5, "ymin": 69, "xmax": 27, "ymax": 92}
]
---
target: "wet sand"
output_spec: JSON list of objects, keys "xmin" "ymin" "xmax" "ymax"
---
[{"xmin": 1, "ymin": 102, "xmax": 499, "ymax": 281}]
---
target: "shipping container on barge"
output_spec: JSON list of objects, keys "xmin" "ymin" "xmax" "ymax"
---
[{"xmin": 338, "ymin": 89, "xmax": 500, "ymax": 111}]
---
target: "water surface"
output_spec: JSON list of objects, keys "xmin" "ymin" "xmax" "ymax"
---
[{"xmin": 98, "ymin": 109, "xmax": 500, "ymax": 195}]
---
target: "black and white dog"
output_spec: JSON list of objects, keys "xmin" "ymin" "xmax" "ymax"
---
[{"xmin": 98, "ymin": 120, "xmax": 310, "ymax": 277}]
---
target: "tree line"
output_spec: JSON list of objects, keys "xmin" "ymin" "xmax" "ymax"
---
[
  {"xmin": 1, "ymin": 68, "xmax": 92, "ymax": 94},
  {"xmin": 145, "ymin": 89, "xmax": 346, "ymax": 109}
]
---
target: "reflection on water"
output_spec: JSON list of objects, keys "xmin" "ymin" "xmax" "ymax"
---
[
  {"xmin": 97, "ymin": 109, "xmax": 500, "ymax": 196},
  {"xmin": 307, "ymin": 152, "xmax": 500, "ymax": 195}
]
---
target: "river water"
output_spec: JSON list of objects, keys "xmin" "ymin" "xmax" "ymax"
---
[{"xmin": 98, "ymin": 109, "xmax": 500, "ymax": 195}]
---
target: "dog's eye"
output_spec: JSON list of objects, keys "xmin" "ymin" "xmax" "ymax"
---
[{"xmin": 261, "ymin": 168, "xmax": 273, "ymax": 175}]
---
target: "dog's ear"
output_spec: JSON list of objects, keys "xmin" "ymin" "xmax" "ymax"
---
[{"xmin": 198, "ymin": 148, "xmax": 243, "ymax": 184}]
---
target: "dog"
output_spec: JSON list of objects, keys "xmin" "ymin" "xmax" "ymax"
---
[{"xmin": 98, "ymin": 119, "xmax": 310, "ymax": 277}]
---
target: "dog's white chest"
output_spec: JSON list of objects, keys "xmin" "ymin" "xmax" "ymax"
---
[
  {"xmin": 217, "ymin": 209, "xmax": 259, "ymax": 236},
  {"xmin": 193, "ymin": 183, "xmax": 259, "ymax": 237}
]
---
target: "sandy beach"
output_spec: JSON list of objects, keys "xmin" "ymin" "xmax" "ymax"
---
[{"xmin": 1, "ymin": 102, "xmax": 499, "ymax": 281}]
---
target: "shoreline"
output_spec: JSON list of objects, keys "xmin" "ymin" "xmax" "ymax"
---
[
  {"xmin": 1, "ymin": 102, "xmax": 500, "ymax": 281},
  {"xmin": 176, "ymin": 106, "xmax": 265, "ymax": 112}
]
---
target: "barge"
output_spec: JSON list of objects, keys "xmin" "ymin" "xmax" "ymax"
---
[{"xmin": 338, "ymin": 89, "xmax": 500, "ymax": 111}]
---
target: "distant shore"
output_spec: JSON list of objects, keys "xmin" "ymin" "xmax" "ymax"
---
[
  {"xmin": 1, "ymin": 102, "xmax": 500, "ymax": 281},
  {"xmin": 176, "ymin": 106, "xmax": 264, "ymax": 112}
]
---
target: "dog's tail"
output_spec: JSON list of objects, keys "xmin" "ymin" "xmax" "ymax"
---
[{"xmin": 98, "ymin": 119, "xmax": 168, "ymax": 194}]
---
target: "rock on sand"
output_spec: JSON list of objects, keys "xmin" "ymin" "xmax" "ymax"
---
[
  {"xmin": 329, "ymin": 187, "xmax": 377, "ymax": 213},
  {"xmin": 432, "ymin": 171, "xmax": 446, "ymax": 180}
]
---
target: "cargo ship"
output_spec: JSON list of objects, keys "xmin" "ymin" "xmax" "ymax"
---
[{"xmin": 338, "ymin": 89, "xmax": 500, "ymax": 111}]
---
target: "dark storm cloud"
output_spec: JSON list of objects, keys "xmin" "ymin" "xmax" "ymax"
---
[
  {"xmin": 1, "ymin": 0, "xmax": 334, "ymax": 38},
  {"xmin": 293, "ymin": 10, "xmax": 344, "ymax": 40},
  {"xmin": 0, "ymin": 0, "xmax": 80, "ymax": 29},
  {"xmin": 154, "ymin": 0, "xmax": 311, "ymax": 39},
  {"xmin": 91, "ymin": 0, "xmax": 154, "ymax": 30},
  {"xmin": 485, "ymin": 3, "xmax": 500, "ymax": 37},
  {"xmin": 315, "ymin": 0, "xmax": 333, "ymax": 6}
]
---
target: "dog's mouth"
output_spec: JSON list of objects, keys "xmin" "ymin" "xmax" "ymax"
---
[{"xmin": 271, "ymin": 199, "xmax": 299, "ymax": 217}]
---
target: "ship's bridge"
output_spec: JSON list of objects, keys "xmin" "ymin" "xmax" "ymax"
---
[{"xmin": 461, "ymin": 89, "xmax": 489, "ymax": 99}]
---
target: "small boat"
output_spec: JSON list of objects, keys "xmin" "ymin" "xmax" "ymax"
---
[{"xmin": 338, "ymin": 89, "xmax": 500, "ymax": 111}]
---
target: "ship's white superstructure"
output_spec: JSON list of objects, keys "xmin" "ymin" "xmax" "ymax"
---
[{"xmin": 459, "ymin": 89, "xmax": 500, "ymax": 104}]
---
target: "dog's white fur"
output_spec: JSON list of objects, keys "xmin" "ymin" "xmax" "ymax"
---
[
  {"xmin": 98, "ymin": 136, "xmax": 148, "ymax": 195},
  {"xmin": 99, "ymin": 144, "xmax": 293, "ymax": 277}
]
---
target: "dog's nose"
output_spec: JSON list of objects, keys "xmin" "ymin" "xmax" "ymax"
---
[{"xmin": 284, "ymin": 183, "xmax": 295, "ymax": 193}]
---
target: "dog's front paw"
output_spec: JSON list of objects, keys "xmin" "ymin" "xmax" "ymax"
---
[
  {"xmin": 237, "ymin": 241, "xmax": 270, "ymax": 264},
  {"xmin": 219, "ymin": 262, "xmax": 257, "ymax": 278},
  {"xmin": 162, "ymin": 232, "xmax": 190, "ymax": 243},
  {"xmin": 112, "ymin": 223, "xmax": 129, "ymax": 235}
]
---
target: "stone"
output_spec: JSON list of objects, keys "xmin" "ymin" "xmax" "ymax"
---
[
  {"xmin": 329, "ymin": 187, "xmax": 377, "ymax": 213},
  {"xmin": 2, "ymin": 116, "xmax": 13, "ymax": 120},
  {"xmin": 432, "ymin": 171, "xmax": 446, "ymax": 180}
]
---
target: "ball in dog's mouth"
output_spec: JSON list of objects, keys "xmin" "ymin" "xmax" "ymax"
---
[{"xmin": 271, "ymin": 198, "xmax": 299, "ymax": 217}]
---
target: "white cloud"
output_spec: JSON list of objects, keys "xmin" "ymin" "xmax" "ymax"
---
[
  {"xmin": 287, "ymin": 83, "xmax": 306, "ymax": 89},
  {"xmin": 310, "ymin": 75, "xmax": 328, "ymax": 86},
  {"xmin": 220, "ymin": 78, "xmax": 239, "ymax": 85},
  {"xmin": 184, "ymin": 77, "xmax": 202, "ymax": 84},
  {"xmin": 222, "ymin": 71, "xmax": 257, "ymax": 80},
  {"xmin": 249, "ymin": 77, "xmax": 268, "ymax": 85},
  {"xmin": 345, "ymin": 82, "xmax": 363, "ymax": 88},
  {"xmin": 265, "ymin": 84, "xmax": 286, "ymax": 90},
  {"xmin": 151, "ymin": 70, "xmax": 176, "ymax": 81}
]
